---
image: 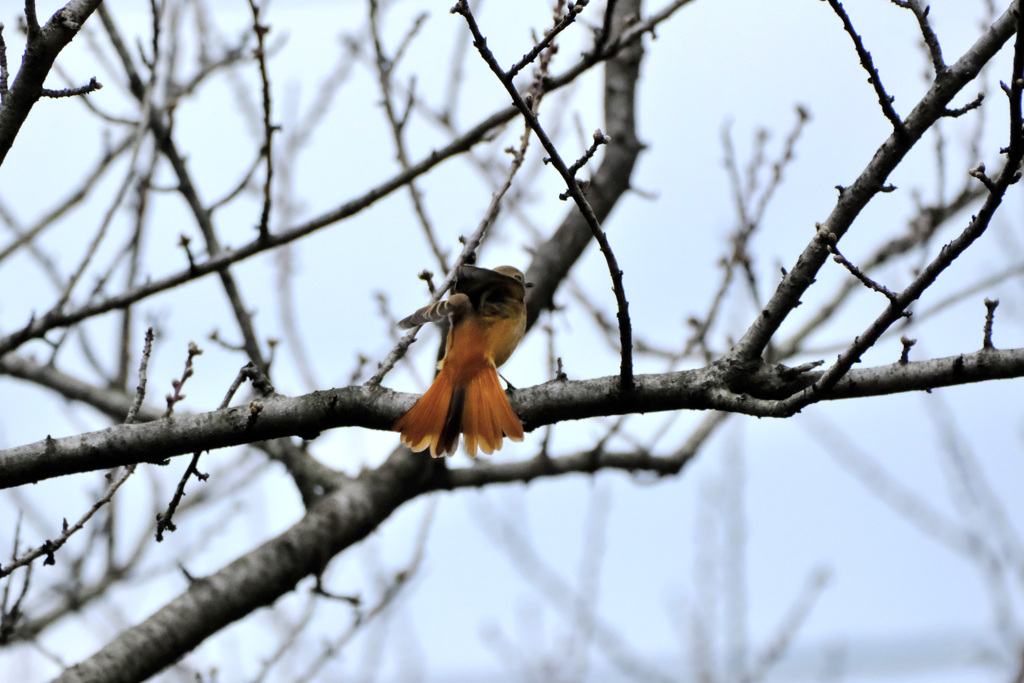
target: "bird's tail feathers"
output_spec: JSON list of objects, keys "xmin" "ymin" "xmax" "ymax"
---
[
  {"xmin": 394, "ymin": 364, "xmax": 522, "ymax": 458},
  {"xmin": 461, "ymin": 366, "xmax": 523, "ymax": 456}
]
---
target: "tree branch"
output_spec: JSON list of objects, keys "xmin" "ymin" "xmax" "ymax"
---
[
  {"xmin": 454, "ymin": 0, "xmax": 636, "ymax": 391},
  {"xmin": 724, "ymin": 0, "xmax": 1021, "ymax": 367},
  {"xmin": 5, "ymin": 347, "xmax": 1024, "ymax": 491},
  {"xmin": 0, "ymin": 0, "xmax": 104, "ymax": 166},
  {"xmin": 0, "ymin": 0, "xmax": 684, "ymax": 358},
  {"xmin": 51, "ymin": 447, "xmax": 423, "ymax": 683}
]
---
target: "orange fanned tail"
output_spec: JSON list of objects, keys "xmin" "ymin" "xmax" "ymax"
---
[{"xmin": 395, "ymin": 363, "xmax": 523, "ymax": 458}]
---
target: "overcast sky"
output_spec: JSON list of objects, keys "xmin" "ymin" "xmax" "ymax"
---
[{"xmin": 2, "ymin": 1, "xmax": 1023, "ymax": 681}]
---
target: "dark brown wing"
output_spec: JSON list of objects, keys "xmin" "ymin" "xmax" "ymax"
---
[
  {"xmin": 397, "ymin": 293, "xmax": 472, "ymax": 329},
  {"xmin": 454, "ymin": 265, "xmax": 526, "ymax": 311},
  {"xmin": 397, "ymin": 266, "xmax": 526, "ymax": 329}
]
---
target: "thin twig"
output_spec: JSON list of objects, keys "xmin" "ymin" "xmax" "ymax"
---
[
  {"xmin": 564, "ymin": 128, "xmax": 611, "ymax": 179},
  {"xmin": 0, "ymin": 329, "xmax": 155, "ymax": 578},
  {"xmin": 0, "ymin": 522, "xmax": 31, "ymax": 643},
  {"xmin": 155, "ymin": 360, "xmax": 270, "ymax": 541},
  {"xmin": 208, "ymin": 148, "xmax": 265, "ymax": 211},
  {"xmin": 688, "ymin": 108, "xmax": 810, "ymax": 359},
  {"xmin": 942, "ymin": 91, "xmax": 985, "ymax": 118},
  {"xmin": 164, "ymin": 342, "xmax": 203, "ymax": 417},
  {"xmin": 115, "ymin": 154, "xmax": 157, "ymax": 390},
  {"xmin": 507, "ymin": 0, "xmax": 589, "ymax": 80},
  {"xmin": 364, "ymin": 83, "xmax": 536, "ymax": 387},
  {"xmin": 247, "ymin": 0, "xmax": 275, "ymax": 241},
  {"xmin": 453, "ymin": 0, "xmax": 635, "ymax": 391},
  {"xmin": 826, "ymin": 233, "xmax": 901, "ymax": 305},
  {"xmin": 891, "ymin": 0, "xmax": 945, "ymax": 74},
  {"xmin": 0, "ymin": 0, "xmax": 694, "ymax": 358},
  {"xmin": 899, "ymin": 335, "xmax": 916, "ymax": 363},
  {"xmin": 368, "ymin": 0, "xmax": 446, "ymax": 271},
  {"xmin": 40, "ymin": 77, "xmax": 103, "ymax": 98},
  {"xmin": 983, "ymin": 298, "xmax": 999, "ymax": 349},
  {"xmin": 126, "ymin": 328, "xmax": 156, "ymax": 423},
  {"xmin": 292, "ymin": 498, "xmax": 437, "ymax": 683},
  {"xmin": 825, "ymin": 0, "xmax": 905, "ymax": 135}
]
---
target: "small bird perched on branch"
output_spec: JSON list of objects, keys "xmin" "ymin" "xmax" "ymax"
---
[{"xmin": 394, "ymin": 265, "xmax": 529, "ymax": 458}]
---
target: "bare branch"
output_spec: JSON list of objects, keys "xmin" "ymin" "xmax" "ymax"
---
[
  {"xmin": 0, "ymin": 328, "xmax": 155, "ymax": 579},
  {"xmin": 891, "ymin": 0, "xmax": 946, "ymax": 74},
  {"xmin": 292, "ymin": 499, "xmax": 436, "ymax": 683},
  {"xmin": 507, "ymin": 0, "xmax": 590, "ymax": 80},
  {"xmin": 725, "ymin": 1, "xmax": 1020, "ymax": 367},
  {"xmin": 983, "ymin": 297, "xmax": 999, "ymax": 349},
  {"xmin": 0, "ymin": 0, "xmax": 105, "ymax": 166},
  {"xmin": 368, "ymin": 0, "xmax": 446, "ymax": 272},
  {"xmin": 825, "ymin": 0, "xmax": 905, "ymax": 134},
  {"xmin": 364, "ymin": 95, "xmax": 536, "ymax": 387},
  {"xmin": 125, "ymin": 327, "xmax": 155, "ymax": 424},
  {"xmin": 943, "ymin": 91, "xmax": 984, "ymax": 118},
  {"xmin": 564, "ymin": 128, "xmax": 611, "ymax": 180},
  {"xmin": 246, "ymin": 0, "xmax": 275, "ymax": 241},
  {"xmin": 8, "ymin": 345, "xmax": 1024, "ymax": 491},
  {"xmin": 453, "ymin": 0, "xmax": 635, "ymax": 391},
  {"xmin": 163, "ymin": 342, "xmax": 203, "ymax": 417},
  {"xmin": 40, "ymin": 75, "xmax": 102, "ymax": 98},
  {"xmin": 899, "ymin": 335, "xmax": 916, "ymax": 363},
  {"xmin": 156, "ymin": 358, "xmax": 272, "ymax": 542},
  {"xmin": 825, "ymin": 232, "xmax": 902, "ymax": 305}
]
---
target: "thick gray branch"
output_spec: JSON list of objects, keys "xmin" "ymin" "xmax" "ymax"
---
[
  {"xmin": 52, "ymin": 447, "xmax": 423, "ymax": 683},
  {"xmin": 4, "ymin": 347, "xmax": 1023, "ymax": 491},
  {"xmin": 42, "ymin": 345, "xmax": 1024, "ymax": 682}
]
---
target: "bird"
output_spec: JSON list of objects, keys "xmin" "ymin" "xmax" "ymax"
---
[{"xmin": 394, "ymin": 265, "xmax": 529, "ymax": 457}]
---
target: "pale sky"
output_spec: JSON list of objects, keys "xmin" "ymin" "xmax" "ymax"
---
[{"xmin": 1, "ymin": 1, "xmax": 1023, "ymax": 681}]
